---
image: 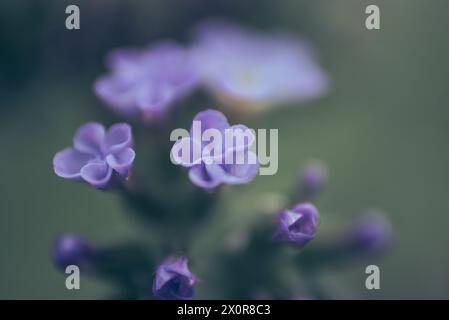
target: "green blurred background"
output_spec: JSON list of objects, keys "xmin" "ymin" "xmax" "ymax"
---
[{"xmin": 1, "ymin": 0, "xmax": 448, "ymax": 299}]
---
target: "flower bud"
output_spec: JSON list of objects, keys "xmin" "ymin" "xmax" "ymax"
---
[
  {"xmin": 345, "ymin": 211, "xmax": 392, "ymax": 254},
  {"xmin": 153, "ymin": 256, "xmax": 197, "ymax": 300},
  {"xmin": 274, "ymin": 203, "xmax": 320, "ymax": 248},
  {"xmin": 52, "ymin": 234, "xmax": 93, "ymax": 271}
]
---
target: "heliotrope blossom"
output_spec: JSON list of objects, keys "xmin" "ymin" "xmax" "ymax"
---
[
  {"xmin": 171, "ymin": 109, "xmax": 259, "ymax": 190},
  {"xmin": 190, "ymin": 20, "xmax": 328, "ymax": 110},
  {"xmin": 274, "ymin": 203, "xmax": 320, "ymax": 248},
  {"xmin": 153, "ymin": 256, "xmax": 197, "ymax": 300},
  {"xmin": 95, "ymin": 42, "xmax": 199, "ymax": 120},
  {"xmin": 53, "ymin": 122, "xmax": 135, "ymax": 189}
]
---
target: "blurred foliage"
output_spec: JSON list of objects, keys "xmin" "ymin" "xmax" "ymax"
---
[{"xmin": 0, "ymin": 0, "xmax": 449, "ymax": 298}]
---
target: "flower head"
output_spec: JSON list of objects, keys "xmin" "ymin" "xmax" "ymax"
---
[
  {"xmin": 52, "ymin": 234, "xmax": 93, "ymax": 270},
  {"xmin": 274, "ymin": 203, "xmax": 320, "ymax": 248},
  {"xmin": 171, "ymin": 109, "xmax": 259, "ymax": 190},
  {"xmin": 95, "ymin": 42, "xmax": 199, "ymax": 121},
  {"xmin": 190, "ymin": 20, "xmax": 328, "ymax": 111},
  {"xmin": 153, "ymin": 256, "xmax": 197, "ymax": 300},
  {"xmin": 53, "ymin": 122, "xmax": 135, "ymax": 189}
]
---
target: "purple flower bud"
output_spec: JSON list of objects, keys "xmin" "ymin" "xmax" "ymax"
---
[
  {"xmin": 52, "ymin": 235, "xmax": 93, "ymax": 271},
  {"xmin": 53, "ymin": 122, "xmax": 135, "ymax": 189},
  {"xmin": 171, "ymin": 109, "xmax": 259, "ymax": 190},
  {"xmin": 190, "ymin": 20, "xmax": 328, "ymax": 111},
  {"xmin": 274, "ymin": 203, "xmax": 320, "ymax": 248},
  {"xmin": 94, "ymin": 42, "xmax": 199, "ymax": 121},
  {"xmin": 153, "ymin": 257, "xmax": 197, "ymax": 300},
  {"xmin": 345, "ymin": 212, "xmax": 392, "ymax": 254},
  {"xmin": 298, "ymin": 161, "xmax": 328, "ymax": 200}
]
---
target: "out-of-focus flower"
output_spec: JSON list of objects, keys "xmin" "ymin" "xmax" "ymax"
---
[
  {"xmin": 274, "ymin": 203, "xmax": 320, "ymax": 248},
  {"xmin": 344, "ymin": 211, "xmax": 392, "ymax": 254},
  {"xmin": 95, "ymin": 42, "xmax": 199, "ymax": 121},
  {"xmin": 153, "ymin": 256, "xmax": 197, "ymax": 300},
  {"xmin": 190, "ymin": 21, "xmax": 328, "ymax": 112},
  {"xmin": 171, "ymin": 109, "xmax": 259, "ymax": 190},
  {"xmin": 53, "ymin": 122, "xmax": 135, "ymax": 189},
  {"xmin": 298, "ymin": 161, "xmax": 328, "ymax": 201},
  {"xmin": 52, "ymin": 234, "xmax": 93, "ymax": 270}
]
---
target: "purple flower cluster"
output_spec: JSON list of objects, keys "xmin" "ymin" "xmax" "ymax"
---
[
  {"xmin": 94, "ymin": 21, "xmax": 328, "ymax": 118},
  {"xmin": 53, "ymin": 122, "xmax": 135, "ymax": 189},
  {"xmin": 50, "ymin": 18, "xmax": 392, "ymax": 301}
]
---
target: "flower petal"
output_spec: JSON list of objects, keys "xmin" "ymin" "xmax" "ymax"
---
[
  {"xmin": 188, "ymin": 164, "xmax": 222, "ymax": 189},
  {"xmin": 171, "ymin": 137, "xmax": 202, "ymax": 167},
  {"xmin": 224, "ymin": 124, "xmax": 255, "ymax": 153},
  {"xmin": 103, "ymin": 123, "xmax": 133, "ymax": 154},
  {"xmin": 73, "ymin": 122, "xmax": 105, "ymax": 156},
  {"xmin": 135, "ymin": 83, "xmax": 176, "ymax": 119},
  {"xmin": 190, "ymin": 109, "xmax": 230, "ymax": 137},
  {"xmin": 80, "ymin": 161, "xmax": 113, "ymax": 188},
  {"xmin": 105, "ymin": 147, "xmax": 135, "ymax": 176},
  {"xmin": 220, "ymin": 152, "xmax": 259, "ymax": 184},
  {"xmin": 53, "ymin": 148, "xmax": 96, "ymax": 179}
]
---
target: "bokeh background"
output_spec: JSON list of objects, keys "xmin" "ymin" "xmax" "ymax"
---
[{"xmin": 1, "ymin": 0, "xmax": 448, "ymax": 299}]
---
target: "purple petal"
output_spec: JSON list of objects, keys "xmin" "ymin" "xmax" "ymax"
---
[
  {"xmin": 53, "ymin": 148, "xmax": 96, "ymax": 179},
  {"xmin": 224, "ymin": 124, "xmax": 255, "ymax": 153},
  {"xmin": 80, "ymin": 161, "xmax": 113, "ymax": 188},
  {"xmin": 73, "ymin": 122, "xmax": 105, "ymax": 156},
  {"xmin": 188, "ymin": 164, "xmax": 222, "ymax": 189},
  {"xmin": 171, "ymin": 137, "xmax": 202, "ymax": 167},
  {"xmin": 105, "ymin": 147, "xmax": 135, "ymax": 176},
  {"xmin": 94, "ymin": 76, "xmax": 143, "ymax": 115},
  {"xmin": 103, "ymin": 123, "xmax": 132, "ymax": 154},
  {"xmin": 190, "ymin": 109, "xmax": 230, "ymax": 137},
  {"xmin": 221, "ymin": 155, "xmax": 259, "ymax": 184},
  {"xmin": 135, "ymin": 83, "xmax": 176, "ymax": 119}
]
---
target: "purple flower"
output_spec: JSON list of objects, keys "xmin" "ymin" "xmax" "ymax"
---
[
  {"xmin": 52, "ymin": 234, "xmax": 93, "ymax": 270},
  {"xmin": 170, "ymin": 109, "xmax": 259, "ymax": 190},
  {"xmin": 95, "ymin": 42, "xmax": 199, "ymax": 121},
  {"xmin": 53, "ymin": 122, "xmax": 135, "ymax": 189},
  {"xmin": 345, "ymin": 212, "xmax": 392, "ymax": 254},
  {"xmin": 298, "ymin": 161, "xmax": 328, "ymax": 200},
  {"xmin": 190, "ymin": 20, "xmax": 328, "ymax": 111},
  {"xmin": 153, "ymin": 256, "xmax": 197, "ymax": 300},
  {"xmin": 274, "ymin": 203, "xmax": 320, "ymax": 248}
]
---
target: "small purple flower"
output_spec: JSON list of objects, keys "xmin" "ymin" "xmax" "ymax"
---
[
  {"xmin": 190, "ymin": 20, "xmax": 328, "ymax": 111},
  {"xmin": 153, "ymin": 256, "xmax": 197, "ymax": 300},
  {"xmin": 274, "ymin": 203, "xmax": 320, "ymax": 248},
  {"xmin": 170, "ymin": 109, "xmax": 259, "ymax": 190},
  {"xmin": 345, "ymin": 212, "xmax": 392, "ymax": 254},
  {"xmin": 298, "ymin": 161, "xmax": 328, "ymax": 200},
  {"xmin": 95, "ymin": 42, "xmax": 199, "ymax": 121},
  {"xmin": 52, "ymin": 234, "xmax": 93, "ymax": 270},
  {"xmin": 53, "ymin": 122, "xmax": 135, "ymax": 189}
]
